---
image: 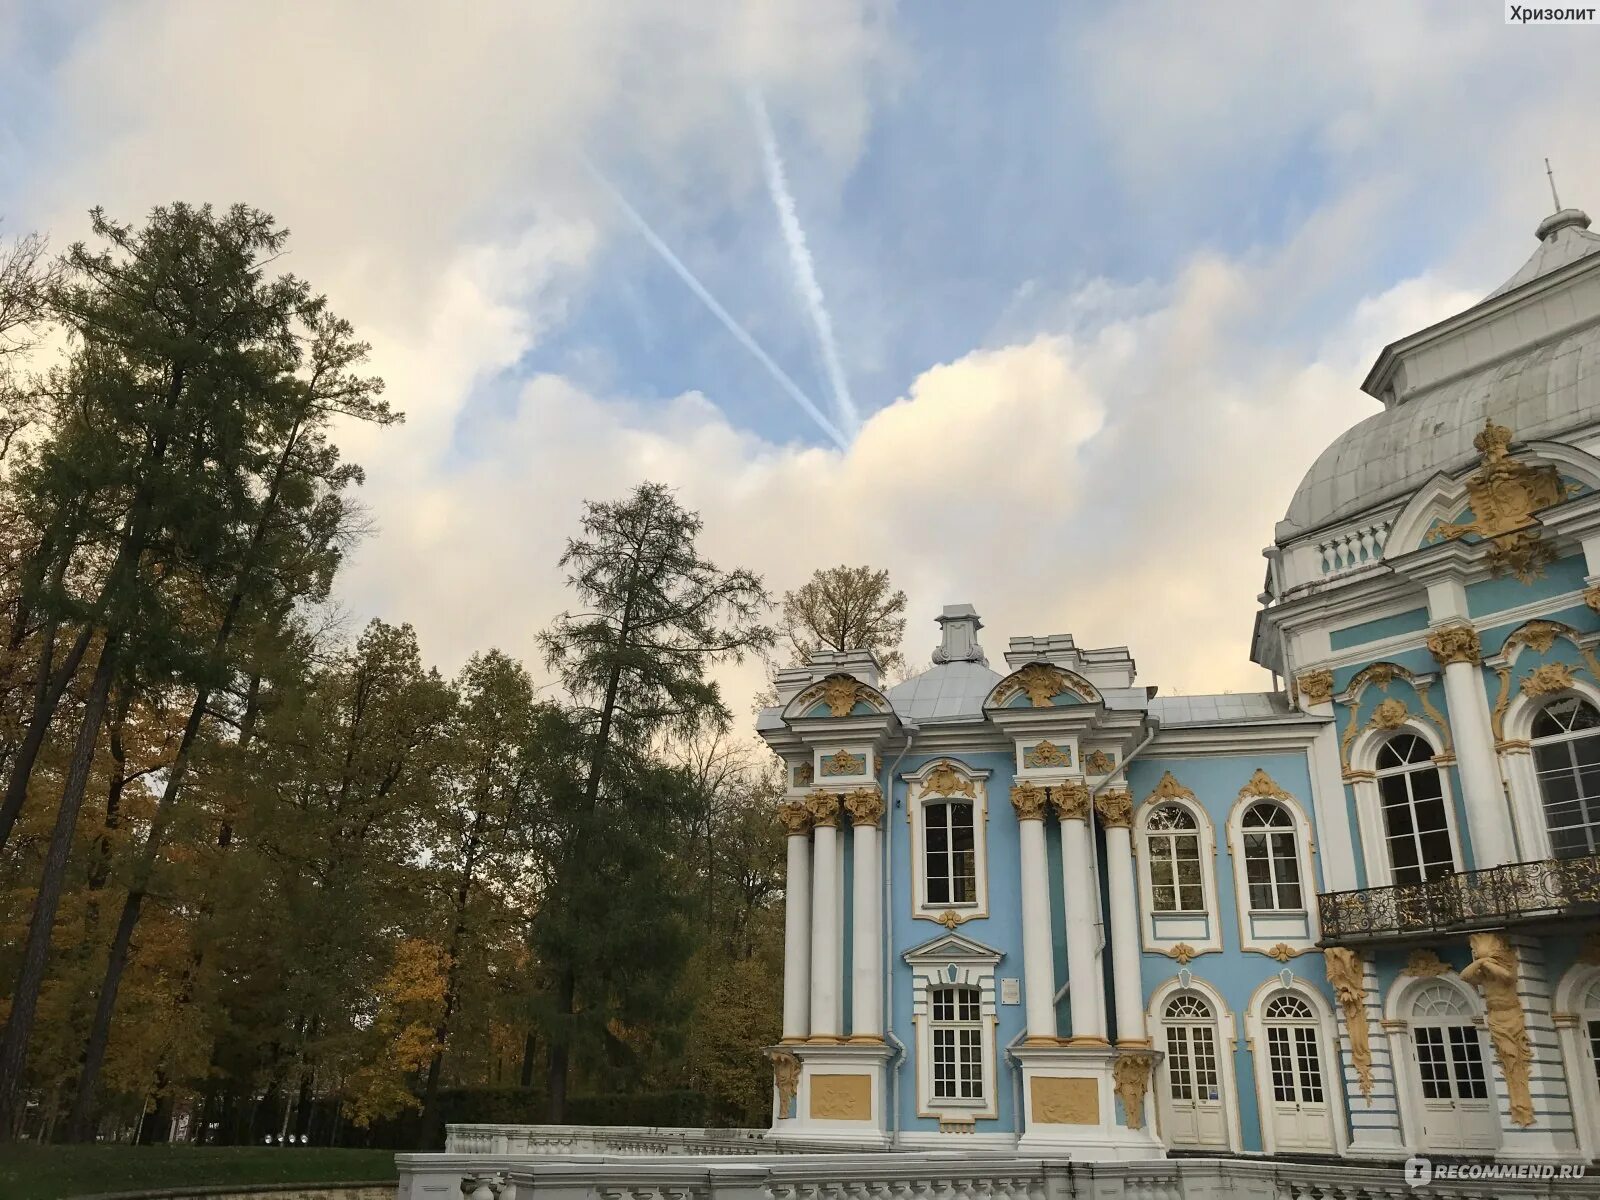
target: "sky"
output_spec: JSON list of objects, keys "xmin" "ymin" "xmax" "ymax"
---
[{"xmin": 2, "ymin": 1, "xmax": 1599, "ymax": 712}]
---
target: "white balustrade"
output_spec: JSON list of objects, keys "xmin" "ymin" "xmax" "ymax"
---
[{"xmin": 1316, "ymin": 520, "xmax": 1392, "ymax": 577}]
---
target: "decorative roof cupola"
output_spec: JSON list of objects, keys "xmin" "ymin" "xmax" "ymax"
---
[{"xmin": 932, "ymin": 603, "xmax": 987, "ymax": 665}]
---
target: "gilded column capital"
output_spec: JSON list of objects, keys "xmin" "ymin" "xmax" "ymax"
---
[
  {"xmin": 1050, "ymin": 780, "xmax": 1091, "ymax": 822},
  {"xmin": 805, "ymin": 790, "xmax": 841, "ymax": 828},
  {"xmin": 1010, "ymin": 780, "xmax": 1049, "ymax": 822},
  {"xmin": 843, "ymin": 786, "xmax": 885, "ymax": 828},
  {"xmin": 1296, "ymin": 668, "xmax": 1334, "ymax": 706},
  {"xmin": 1426, "ymin": 622, "xmax": 1481, "ymax": 667},
  {"xmin": 775, "ymin": 799, "xmax": 813, "ymax": 836},
  {"xmin": 1586, "ymin": 583, "xmax": 1600, "ymax": 615},
  {"xmin": 1095, "ymin": 789, "xmax": 1133, "ymax": 828}
]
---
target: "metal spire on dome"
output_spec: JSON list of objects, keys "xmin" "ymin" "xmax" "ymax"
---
[{"xmin": 1547, "ymin": 157, "xmax": 1562, "ymax": 211}]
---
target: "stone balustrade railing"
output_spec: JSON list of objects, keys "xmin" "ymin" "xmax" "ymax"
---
[
  {"xmin": 1316, "ymin": 519, "xmax": 1391, "ymax": 577},
  {"xmin": 396, "ymin": 1149, "xmax": 1600, "ymax": 1200},
  {"xmin": 442, "ymin": 1123, "xmax": 843, "ymax": 1157}
]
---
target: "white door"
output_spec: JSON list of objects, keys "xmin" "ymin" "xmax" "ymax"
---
[
  {"xmin": 1413, "ymin": 1023, "xmax": 1498, "ymax": 1151},
  {"xmin": 1262, "ymin": 995, "xmax": 1334, "ymax": 1152},
  {"xmin": 1163, "ymin": 994, "xmax": 1228, "ymax": 1148}
]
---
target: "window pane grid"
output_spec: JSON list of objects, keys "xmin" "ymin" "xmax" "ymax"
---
[
  {"xmin": 1377, "ymin": 741, "xmax": 1455, "ymax": 885},
  {"xmin": 925, "ymin": 803, "xmax": 977, "ymax": 905},
  {"xmin": 930, "ymin": 986, "xmax": 983, "ymax": 1101}
]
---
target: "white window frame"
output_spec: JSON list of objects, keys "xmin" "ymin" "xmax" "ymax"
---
[
  {"xmin": 929, "ymin": 985, "xmax": 985, "ymax": 1102},
  {"xmin": 1145, "ymin": 974, "xmax": 1242, "ymax": 1152},
  {"xmin": 904, "ymin": 932, "xmax": 1001, "ymax": 1121},
  {"xmin": 1136, "ymin": 775, "xmax": 1221, "ymax": 958},
  {"xmin": 1225, "ymin": 779, "xmax": 1321, "ymax": 955},
  {"xmin": 1348, "ymin": 721, "xmax": 1464, "ymax": 888},
  {"xmin": 903, "ymin": 759, "xmax": 991, "ymax": 926},
  {"xmin": 1553, "ymin": 963, "xmax": 1600, "ymax": 1162},
  {"xmin": 1242, "ymin": 975, "xmax": 1348, "ymax": 1156}
]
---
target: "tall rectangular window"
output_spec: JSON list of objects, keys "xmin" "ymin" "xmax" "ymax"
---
[
  {"xmin": 930, "ymin": 986, "xmax": 983, "ymax": 1100},
  {"xmin": 924, "ymin": 802, "xmax": 976, "ymax": 905}
]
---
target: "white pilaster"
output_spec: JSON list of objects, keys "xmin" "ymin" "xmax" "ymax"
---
[
  {"xmin": 778, "ymin": 800, "xmax": 812, "ymax": 1042},
  {"xmin": 847, "ymin": 788, "xmax": 884, "ymax": 1041},
  {"xmin": 1342, "ymin": 955, "xmax": 1405, "ymax": 1158},
  {"xmin": 807, "ymin": 792, "xmax": 843, "ymax": 1039},
  {"xmin": 1012, "ymin": 782, "xmax": 1057, "ymax": 1041},
  {"xmin": 1098, "ymin": 792, "xmax": 1145, "ymax": 1045},
  {"xmin": 1054, "ymin": 783, "xmax": 1107, "ymax": 1043}
]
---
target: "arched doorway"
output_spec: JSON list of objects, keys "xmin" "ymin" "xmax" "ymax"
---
[
  {"xmin": 1160, "ymin": 992, "xmax": 1228, "ymax": 1149},
  {"xmin": 1406, "ymin": 981, "xmax": 1498, "ymax": 1152},
  {"xmin": 1259, "ymin": 992, "xmax": 1335, "ymax": 1152}
]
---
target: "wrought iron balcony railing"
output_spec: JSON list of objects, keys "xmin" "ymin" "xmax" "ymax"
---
[{"xmin": 1318, "ymin": 852, "xmax": 1600, "ymax": 945}]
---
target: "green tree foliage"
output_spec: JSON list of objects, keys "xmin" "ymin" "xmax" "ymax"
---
[
  {"xmin": 779, "ymin": 564, "xmax": 908, "ymax": 678},
  {"xmin": 0, "ymin": 207, "xmax": 791, "ymax": 1148}
]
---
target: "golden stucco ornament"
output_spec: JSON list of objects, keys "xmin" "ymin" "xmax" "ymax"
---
[
  {"xmin": 1426, "ymin": 419, "xmax": 1572, "ymax": 582},
  {"xmin": 1324, "ymin": 947, "xmax": 1373, "ymax": 1101},
  {"xmin": 1462, "ymin": 933, "xmax": 1535, "ymax": 1127},
  {"xmin": 1112, "ymin": 1053, "xmax": 1154, "ymax": 1131}
]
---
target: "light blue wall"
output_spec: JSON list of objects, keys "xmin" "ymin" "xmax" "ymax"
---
[
  {"xmin": 887, "ymin": 751, "xmax": 1026, "ymax": 1133},
  {"xmin": 1329, "ymin": 607, "xmax": 1429, "ymax": 652},
  {"xmin": 1125, "ymin": 750, "xmax": 1333, "ymax": 1155},
  {"xmin": 1467, "ymin": 553, "xmax": 1589, "ymax": 618}
]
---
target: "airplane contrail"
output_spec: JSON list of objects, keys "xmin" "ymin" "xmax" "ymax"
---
[
  {"xmin": 583, "ymin": 159, "xmax": 850, "ymax": 451},
  {"xmin": 750, "ymin": 93, "xmax": 860, "ymax": 436}
]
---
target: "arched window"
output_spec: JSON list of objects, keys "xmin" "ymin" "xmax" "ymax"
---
[
  {"xmin": 1375, "ymin": 734, "xmax": 1455, "ymax": 883},
  {"xmin": 924, "ymin": 801, "xmax": 977, "ymax": 904},
  {"xmin": 929, "ymin": 985, "xmax": 983, "ymax": 1100},
  {"xmin": 1147, "ymin": 804, "xmax": 1205, "ymax": 912},
  {"xmin": 1162, "ymin": 992, "xmax": 1226, "ymax": 1148},
  {"xmin": 1531, "ymin": 696, "xmax": 1600, "ymax": 859},
  {"xmin": 1583, "ymin": 977, "xmax": 1600, "ymax": 1093},
  {"xmin": 1241, "ymin": 803, "xmax": 1302, "ymax": 911}
]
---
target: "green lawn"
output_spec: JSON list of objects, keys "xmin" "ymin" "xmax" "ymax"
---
[{"xmin": 0, "ymin": 1144, "xmax": 397, "ymax": 1200}]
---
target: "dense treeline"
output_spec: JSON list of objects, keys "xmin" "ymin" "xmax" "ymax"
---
[{"xmin": 0, "ymin": 205, "xmax": 788, "ymax": 1147}]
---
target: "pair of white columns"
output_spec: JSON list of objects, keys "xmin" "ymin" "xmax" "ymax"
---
[
  {"xmin": 778, "ymin": 789, "xmax": 884, "ymax": 1043},
  {"xmin": 1013, "ymin": 781, "xmax": 1141, "ymax": 1045}
]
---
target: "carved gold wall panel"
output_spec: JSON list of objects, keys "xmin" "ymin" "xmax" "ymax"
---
[
  {"xmin": 1030, "ymin": 1076, "xmax": 1100, "ymax": 1125},
  {"xmin": 809, "ymin": 1073, "xmax": 873, "ymax": 1121}
]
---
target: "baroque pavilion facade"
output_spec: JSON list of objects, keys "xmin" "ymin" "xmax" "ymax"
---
[{"xmin": 757, "ymin": 206, "xmax": 1600, "ymax": 1162}]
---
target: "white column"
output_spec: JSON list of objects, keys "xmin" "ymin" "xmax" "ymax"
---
[
  {"xmin": 847, "ymin": 788, "xmax": 884, "ymax": 1040},
  {"xmin": 778, "ymin": 800, "xmax": 812, "ymax": 1042},
  {"xmin": 807, "ymin": 792, "xmax": 844, "ymax": 1039},
  {"xmin": 1011, "ymin": 782, "xmax": 1057, "ymax": 1041},
  {"xmin": 1097, "ymin": 791, "xmax": 1145, "ymax": 1045},
  {"xmin": 1427, "ymin": 623, "xmax": 1518, "ymax": 866},
  {"xmin": 1054, "ymin": 782, "xmax": 1107, "ymax": 1043}
]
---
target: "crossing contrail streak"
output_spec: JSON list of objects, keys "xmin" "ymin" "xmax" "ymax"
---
[
  {"xmin": 750, "ymin": 94, "xmax": 860, "ymax": 436},
  {"xmin": 583, "ymin": 160, "xmax": 850, "ymax": 451}
]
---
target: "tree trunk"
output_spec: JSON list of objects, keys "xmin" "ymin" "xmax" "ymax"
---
[
  {"xmin": 0, "ymin": 636, "xmax": 119, "ymax": 1135},
  {"xmin": 0, "ymin": 616, "xmax": 93, "ymax": 852},
  {"xmin": 519, "ymin": 1031, "xmax": 537, "ymax": 1088},
  {"xmin": 545, "ymin": 966, "xmax": 575, "ymax": 1123},
  {"xmin": 418, "ymin": 809, "xmax": 485, "ymax": 1145}
]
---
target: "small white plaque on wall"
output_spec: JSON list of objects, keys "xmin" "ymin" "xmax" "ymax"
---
[{"xmin": 1000, "ymin": 978, "xmax": 1021, "ymax": 1005}]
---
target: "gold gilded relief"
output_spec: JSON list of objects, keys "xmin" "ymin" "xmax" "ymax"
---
[
  {"xmin": 775, "ymin": 800, "xmax": 813, "ymax": 836},
  {"xmin": 1427, "ymin": 623, "xmax": 1482, "ymax": 667},
  {"xmin": 1297, "ymin": 668, "xmax": 1335, "ymax": 706},
  {"xmin": 1085, "ymin": 748, "xmax": 1116, "ymax": 774},
  {"xmin": 1325, "ymin": 947, "xmax": 1373, "ymax": 1100},
  {"xmin": 1050, "ymin": 780, "xmax": 1091, "ymax": 822},
  {"xmin": 1461, "ymin": 933, "xmax": 1535, "ymax": 1127},
  {"xmin": 1095, "ymin": 790, "xmax": 1133, "ymax": 829},
  {"xmin": 921, "ymin": 761, "xmax": 976, "ymax": 799},
  {"xmin": 809, "ymin": 1073, "xmax": 873, "ymax": 1121},
  {"xmin": 1521, "ymin": 661, "xmax": 1576, "ymax": 697},
  {"xmin": 1402, "ymin": 948, "xmax": 1451, "ymax": 978},
  {"xmin": 805, "ymin": 790, "xmax": 841, "ymax": 828},
  {"xmin": 820, "ymin": 749, "xmax": 867, "ymax": 777},
  {"xmin": 1144, "ymin": 771, "xmax": 1196, "ymax": 807},
  {"xmin": 1025, "ymin": 739, "xmax": 1073, "ymax": 769},
  {"xmin": 1239, "ymin": 768, "xmax": 1289, "ymax": 801},
  {"xmin": 1426, "ymin": 419, "xmax": 1572, "ymax": 582},
  {"xmin": 1010, "ymin": 780, "xmax": 1049, "ymax": 822},
  {"xmin": 843, "ymin": 787, "xmax": 885, "ymax": 828},
  {"xmin": 1168, "ymin": 943, "xmax": 1198, "ymax": 965},
  {"xmin": 1112, "ymin": 1054, "xmax": 1154, "ymax": 1130},
  {"xmin": 1030, "ymin": 1076, "xmax": 1099, "ymax": 1125}
]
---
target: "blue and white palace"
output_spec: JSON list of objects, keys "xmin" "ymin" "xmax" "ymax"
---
[{"xmin": 756, "ymin": 206, "xmax": 1600, "ymax": 1164}]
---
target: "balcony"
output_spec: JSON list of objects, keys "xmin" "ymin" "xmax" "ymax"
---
[{"xmin": 1318, "ymin": 853, "xmax": 1600, "ymax": 946}]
